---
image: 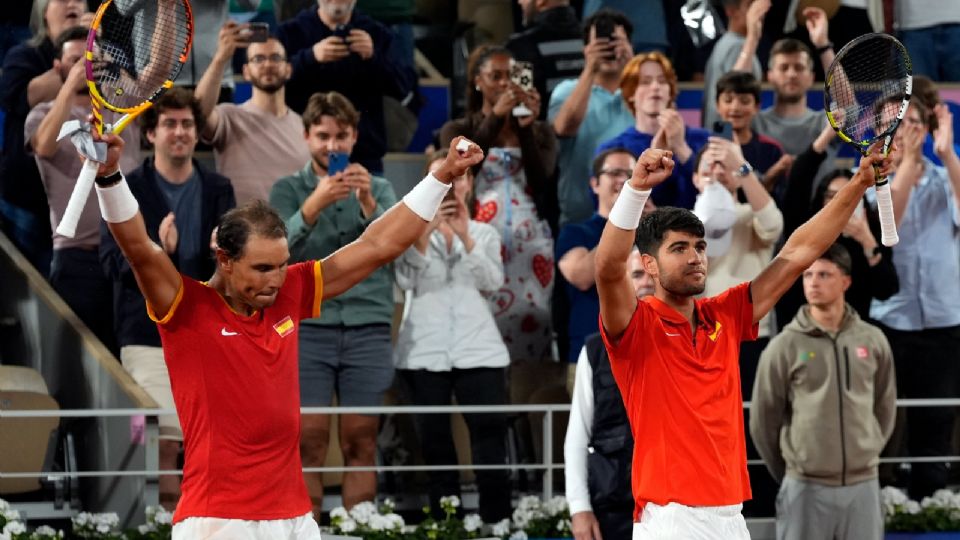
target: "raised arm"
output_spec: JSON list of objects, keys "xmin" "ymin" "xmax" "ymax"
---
[
  {"xmin": 596, "ymin": 149, "xmax": 675, "ymax": 339},
  {"xmin": 732, "ymin": 0, "xmax": 769, "ymax": 72},
  {"xmin": 92, "ymin": 133, "xmax": 182, "ymax": 319},
  {"xmin": 932, "ymin": 104, "xmax": 960, "ymax": 212},
  {"xmin": 320, "ymin": 138, "xmax": 484, "ymax": 299},
  {"xmin": 750, "ymin": 145, "xmax": 889, "ymax": 323},
  {"xmin": 31, "ymin": 62, "xmax": 87, "ymax": 158},
  {"xmin": 195, "ymin": 22, "xmax": 247, "ymax": 140}
]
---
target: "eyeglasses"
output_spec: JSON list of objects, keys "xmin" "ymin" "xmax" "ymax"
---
[
  {"xmin": 249, "ymin": 54, "xmax": 286, "ymax": 65},
  {"xmin": 599, "ymin": 168, "xmax": 632, "ymax": 179}
]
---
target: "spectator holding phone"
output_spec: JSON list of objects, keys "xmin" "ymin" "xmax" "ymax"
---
[
  {"xmin": 596, "ymin": 52, "xmax": 710, "ymax": 209},
  {"xmin": 393, "ymin": 151, "xmax": 511, "ymax": 524},
  {"xmin": 276, "ymin": 0, "xmax": 416, "ymax": 174},
  {"xmin": 195, "ymin": 22, "xmax": 310, "ymax": 206},
  {"xmin": 549, "ymin": 8, "xmax": 635, "ymax": 226},
  {"xmin": 269, "ymin": 91, "xmax": 398, "ymax": 516}
]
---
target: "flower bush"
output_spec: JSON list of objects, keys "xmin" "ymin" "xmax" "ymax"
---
[
  {"xmin": 329, "ymin": 499, "xmax": 406, "ymax": 539},
  {"xmin": 0, "ymin": 499, "xmax": 173, "ymax": 540},
  {"xmin": 883, "ymin": 486, "xmax": 960, "ymax": 532},
  {"xmin": 0, "ymin": 499, "xmax": 63, "ymax": 539}
]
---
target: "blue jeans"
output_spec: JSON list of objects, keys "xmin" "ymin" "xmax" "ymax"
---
[{"xmin": 899, "ymin": 24, "xmax": 960, "ymax": 82}]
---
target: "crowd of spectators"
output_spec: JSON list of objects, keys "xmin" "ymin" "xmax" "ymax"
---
[{"xmin": 2, "ymin": 0, "xmax": 959, "ymax": 534}]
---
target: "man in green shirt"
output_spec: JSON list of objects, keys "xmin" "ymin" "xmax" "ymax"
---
[{"xmin": 270, "ymin": 90, "xmax": 397, "ymax": 516}]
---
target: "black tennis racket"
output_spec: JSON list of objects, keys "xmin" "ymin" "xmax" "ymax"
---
[{"xmin": 824, "ymin": 33, "xmax": 912, "ymax": 247}]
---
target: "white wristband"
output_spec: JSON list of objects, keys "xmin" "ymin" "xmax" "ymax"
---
[
  {"xmin": 608, "ymin": 183, "xmax": 651, "ymax": 230},
  {"xmin": 402, "ymin": 173, "xmax": 451, "ymax": 221},
  {"xmin": 96, "ymin": 175, "xmax": 139, "ymax": 223}
]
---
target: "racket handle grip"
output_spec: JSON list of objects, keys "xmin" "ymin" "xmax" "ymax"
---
[
  {"xmin": 56, "ymin": 158, "xmax": 100, "ymax": 238},
  {"xmin": 875, "ymin": 182, "xmax": 899, "ymax": 247}
]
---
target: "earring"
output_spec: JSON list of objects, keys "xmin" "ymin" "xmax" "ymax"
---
[{"xmin": 475, "ymin": 85, "xmax": 481, "ymax": 91}]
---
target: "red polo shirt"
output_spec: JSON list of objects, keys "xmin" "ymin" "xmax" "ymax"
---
[{"xmin": 600, "ymin": 282, "xmax": 758, "ymax": 519}]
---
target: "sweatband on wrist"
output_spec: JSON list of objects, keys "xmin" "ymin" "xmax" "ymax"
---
[
  {"xmin": 402, "ymin": 173, "xmax": 451, "ymax": 221},
  {"xmin": 96, "ymin": 174, "xmax": 139, "ymax": 223},
  {"xmin": 608, "ymin": 183, "xmax": 651, "ymax": 230}
]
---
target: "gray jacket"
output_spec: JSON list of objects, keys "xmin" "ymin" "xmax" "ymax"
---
[{"xmin": 750, "ymin": 304, "xmax": 896, "ymax": 486}]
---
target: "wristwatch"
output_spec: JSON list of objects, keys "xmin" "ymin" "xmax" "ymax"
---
[{"xmin": 734, "ymin": 161, "xmax": 754, "ymax": 178}]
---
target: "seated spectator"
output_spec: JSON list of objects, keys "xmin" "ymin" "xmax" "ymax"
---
[
  {"xmin": 549, "ymin": 8, "xmax": 634, "ymax": 226},
  {"xmin": 195, "ymin": 22, "xmax": 310, "ymax": 205},
  {"xmin": 870, "ymin": 97, "xmax": 960, "ymax": 500},
  {"xmin": 896, "ymin": 1, "xmax": 960, "ymax": 82},
  {"xmin": 564, "ymin": 247, "xmax": 654, "ymax": 540},
  {"xmin": 596, "ymin": 52, "xmax": 709, "ymax": 209},
  {"xmin": 911, "ymin": 75, "xmax": 960, "ymax": 167},
  {"xmin": 439, "ymin": 44, "xmax": 557, "ymax": 363},
  {"xmin": 276, "ymin": 0, "xmax": 416, "ymax": 173},
  {"xmin": 25, "ymin": 27, "xmax": 141, "ymax": 354},
  {"xmin": 751, "ymin": 243, "xmax": 896, "ymax": 540},
  {"xmin": 694, "ymin": 134, "xmax": 783, "ymax": 517},
  {"xmin": 100, "ymin": 87, "xmax": 236, "ymax": 509},
  {"xmin": 394, "ymin": 152, "xmax": 511, "ymax": 523},
  {"xmin": 702, "ymin": 0, "xmax": 768, "ymax": 129},
  {"xmin": 506, "ymin": 0, "xmax": 583, "ymax": 115},
  {"xmin": 556, "ymin": 148, "xmax": 638, "ymax": 370},
  {"xmin": 715, "ymin": 71, "xmax": 789, "ymax": 201},
  {"xmin": 0, "ymin": 0, "xmax": 91, "ymax": 274},
  {"xmin": 269, "ymin": 91, "xmax": 398, "ymax": 515},
  {"xmin": 775, "ymin": 123, "xmax": 899, "ymax": 328},
  {"xmin": 582, "ymin": 0, "xmax": 668, "ymax": 55}
]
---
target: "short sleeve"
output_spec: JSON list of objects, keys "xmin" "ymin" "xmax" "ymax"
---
[
  {"xmin": 203, "ymin": 103, "xmax": 234, "ymax": 148},
  {"xmin": 706, "ymin": 282, "xmax": 758, "ymax": 342},
  {"xmin": 23, "ymin": 106, "xmax": 45, "ymax": 154},
  {"xmin": 547, "ymin": 79, "xmax": 574, "ymax": 121},
  {"xmin": 295, "ymin": 260, "xmax": 323, "ymax": 321},
  {"xmin": 598, "ymin": 298, "xmax": 650, "ymax": 360},
  {"xmin": 147, "ymin": 275, "xmax": 188, "ymax": 327}
]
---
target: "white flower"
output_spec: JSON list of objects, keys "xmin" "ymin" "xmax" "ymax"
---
[
  {"xmin": 543, "ymin": 496, "xmax": 568, "ymax": 517},
  {"xmin": 440, "ymin": 495, "xmax": 461, "ymax": 508},
  {"xmin": 881, "ymin": 486, "xmax": 909, "ymax": 507},
  {"xmin": 509, "ymin": 531, "xmax": 528, "ymax": 540},
  {"xmin": 339, "ymin": 518, "xmax": 357, "ymax": 533},
  {"xmin": 34, "ymin": 525, "xmax": 62, "ymax": 537},
  {"xmin": 517, "ymin": 496, "xmax": 541, "ymax": 512},
  {"xmin": 3, "ymin": 521, "xmax": 26, "ymax": 534},
  {"xmin": 464, "ymin": 513, "xmax": 483, "ymax": 532},
  {"xmin": 330, "ymin": 506, "xmax": 350, "ymax": 521},
  {"xmin": 137, "ymin": 524, "xmax": 151, "ymax": 534},
  {"xmin": 381, "ymin": 498, "xmax": 396, "ymax": 513},
  {"xmin": 491, "ymin": 518, "xmax": 511, "ymax": 536},
  {"xmin": 368, "ymin": 513, "xmax": 389, "ymax": 531},
  {"xmin": 1, "ymin": 509, "xmax": 20, "ymax": 522},
  {"xmin": 905, "ymin": 500, "xmax": 922, "ymax": 514},
  {"xmin": 557, "ymin": 518, "xmax": 572, "ymax": 533},
  {"xmin": 349, "ymin": 501, "xmax": 378, "ymax": 524},
  {"xmin": 385, "ymin": 513, "xmax": 405, "ymax": 530},
  {"xmin": 511, "ymin": 507, "xmax": 531, "ymax": 529}
]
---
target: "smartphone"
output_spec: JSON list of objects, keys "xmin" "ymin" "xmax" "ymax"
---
[
  {"xmin": 593, "ymin": 19, "xmax": 616, "ymax": 60},
  {"xmin": 333, "ymin": 24, "xmax": 351, "ymax": 42},
  {"xmin": 712, "ymin": 120, "xmax": 734, "ymax": 141},
  {"xmin": 245, "ymin": 22, "xmax": 269, "ymax": 43},
  {"xmin": 328, "ymin": 152, "xmax": 349, "ymax": 176},
  {"xmin": 510, "ymin": 61, "xmax": 534, "ymax": 92}
]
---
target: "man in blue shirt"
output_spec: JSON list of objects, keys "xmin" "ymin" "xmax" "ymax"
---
[
  {"xmin": 549, "ymin": 8, "xmax": 635, "ymax": 226},
  {"xmin": 276, "ymin": 0, "xmax": 416, "ymax": 174},
  {"xmin": 870, "ymin": 97, "xmax": 960, "ymax": 500},
  {"xmin": 556, "ymin": 148, "xmax": 644, "ymax": 390}
]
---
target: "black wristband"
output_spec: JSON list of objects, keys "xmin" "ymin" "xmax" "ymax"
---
[
  {"xmin": 95, "ymin": 170, "xmax": 122, "ymax": 187},
  {"xmin": 816, "ymin": 42, "xmax": 834, "ymax": 55}
]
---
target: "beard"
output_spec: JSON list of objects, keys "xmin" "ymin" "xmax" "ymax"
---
[
  {"xmin": 322, "ymin": 0, "xmax": 356, "ymax": 21},
  {"xmin": 660, "ymin": 271, "xmax": 706, "ymax": 297},
  {"xmin": 251, "ymin": 76, "xmax": 285, "ymax": 94},
  {"xmin": 777, "ymin": 90, "xmax": 805, "ymax": 105}
]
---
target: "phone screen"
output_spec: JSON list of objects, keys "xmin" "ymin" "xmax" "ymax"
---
[{"xmin": 328, "ymin": 152, "xmax": 349, "ymax": 176}]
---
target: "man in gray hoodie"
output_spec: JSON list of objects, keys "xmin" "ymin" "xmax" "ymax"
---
[{"xmin": 750, "ymin": 243, "xmax": 896, "ymax": 540}]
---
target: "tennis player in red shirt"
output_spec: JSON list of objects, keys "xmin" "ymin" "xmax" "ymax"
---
[
  {"xmin": 86, "ymin": 132, "xmax": 483, "ymax": 539},
  {"xmin": 594, "ymin": 145, "xmax": 890, "ymax": 539}
]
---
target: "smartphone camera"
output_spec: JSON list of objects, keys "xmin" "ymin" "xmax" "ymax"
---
[
  {"xmin": 712, "ymin": 121, "xmax": 734, "ymax": 141},
  {"xmin": 328, "ymin": 152, "xmax": 349, "ymax": 176}
]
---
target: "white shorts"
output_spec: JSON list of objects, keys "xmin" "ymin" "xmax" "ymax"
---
[
  {"xmin": 633, "ymin": 502, "xmax": 750, "ymax": 540},
  {"xmin": 121, "ymin": 345, "xmax": 182, "ymax": 440},
  {"xmin": 172, "ymin": 511, "xmax": 321, "ymax": 540}
]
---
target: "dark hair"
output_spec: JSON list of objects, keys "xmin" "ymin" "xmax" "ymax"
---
[
  {"xmin": 582, "ymin": 8, "xmax": 633, "ymax": 43},
  {"xmin": 768, "ymin": 38, "xmax": 813, "ymax": 70},
  {"xmin": 715, "ymin": 71, "xmax": 761, "ymax": 104},
  {"xmin": 872, "ymin": 95, "xmax": 928, "ymax": 134},
  {"xmin": 818, "ymin": 243, "xmax": 853, "ymax": 276},
  {"xmin": 592, "ymin": 147, "xmax": 634, "ymax": 178},
  {"xmin": 140, "ymin": 86, "xmax": 205, "ymax": 139},
  {"xmin": 466, "ymin": 44, "xmax": 512, "ymax": 113},
  {"xmin": 635, "ymin": 207, "xmax": 705, "ymax": 256},
  {"xmin": 53, "ymin": 26, "xmax": 87, "ymax": 59},
  {"xmin": 302, "ymin": 91, "xmax": 360, "ymax": 131},
  {"xmin": 910, "ymin": 75, "xmax": 939, "ymax": 130},
  {"xmin": 216, "ymin": 200, "xmax": 288, "ymax": 260},
  {"xmin": 813, "ymin": 168, "xmax": 854, "ymax": 208}
]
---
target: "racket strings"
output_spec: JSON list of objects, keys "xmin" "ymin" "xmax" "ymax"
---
[
  {"xmin": 826, "ymin": 36, "xmax": 910, "ymax": 146},
  {"xmin": 93, "ymin": 0, "xmax": 191, "ymax": 110}
]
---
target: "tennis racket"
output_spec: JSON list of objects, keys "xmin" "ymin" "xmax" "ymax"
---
[
  {"xmin": 824, "ymin": 32, "xmax": 911, "ymax": 247},
  {"xmin": 56, "ymin": 0, "xmax": 193, "ymax": 238}
]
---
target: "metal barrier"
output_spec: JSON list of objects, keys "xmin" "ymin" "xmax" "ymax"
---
[{"xmin": 6, "ymin": 398, "xmax": 960, "ymax": 506}]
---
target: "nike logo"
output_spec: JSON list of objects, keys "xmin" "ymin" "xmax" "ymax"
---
[
  {"xmin": 221, "ymin": 328, "xmax": 239, "ymax": 336},
  {"xmin": 665, "ymin": 332, "xmax": 681, "ymax": 337}
]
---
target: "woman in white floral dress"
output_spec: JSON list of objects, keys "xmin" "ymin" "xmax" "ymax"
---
[{"xmin": 440, "ymin": 44, "xmax": 558, "ymax": 362}]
